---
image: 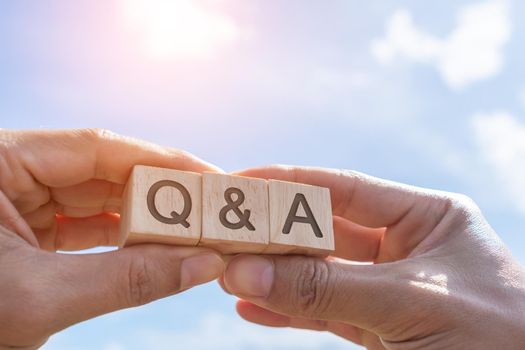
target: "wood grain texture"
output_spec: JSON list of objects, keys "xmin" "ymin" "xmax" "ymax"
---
[
  {"xmin": 200, "ymin": 172, "xmax": 269, "ymax": 254},
  {"xmin": 264, "ymin": 180, "xmax": 334, "ymax": 256},
  {"xmin": 118, "ymin": 165, "xmax": 202, "ymax": 247}
]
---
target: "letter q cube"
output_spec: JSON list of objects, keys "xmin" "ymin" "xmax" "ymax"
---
[{"xmin": 119, "ymin": 165, "xmax": 202, "ymax": 247}]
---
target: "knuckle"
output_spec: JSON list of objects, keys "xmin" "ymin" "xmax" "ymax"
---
[
  {"xmin": 440, "ymin": 192, "xmax": 482, "ymax": 224},
  {"xmin": 80, "ymin": 128, "xmax": 122, "ymax": 179},
  {"xmin": 0, "ymin": 139, "xmax": 22, "ymax": 199},
  {"xmin": 82, "ymin": 128, "xmax": 118, "ymax": 142},
  {"xmin": 451, "ymin": 193, "xmax": 480, "ymax": 213},
  {"xmin": 292, "ymin": 259, "xmax": 334, "ymax": 317},
  {"xmin": 125, "ymin": 255, "xmax": 155, "ymax": 306},
  {"xmin": 0, "ymin": 138, "xmax": 8, "ymax": 165}
]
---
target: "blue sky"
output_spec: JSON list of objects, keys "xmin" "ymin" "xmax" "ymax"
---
[{"xmin": 1, "ymin": 0, "xmax": 525, "ymax": 349}]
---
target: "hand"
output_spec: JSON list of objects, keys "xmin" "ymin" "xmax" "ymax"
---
[
  {"xmin": 0, "ymin": 129, "xmax": 225, "ymax": 349},
  {"xmin": 222, "ymin": 165, "xmax": 525, "ymax": 349}
]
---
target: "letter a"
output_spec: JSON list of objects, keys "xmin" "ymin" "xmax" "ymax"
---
[{"xmin": 282, "ymin": 193, "xmax": 323, "ymax": 238}]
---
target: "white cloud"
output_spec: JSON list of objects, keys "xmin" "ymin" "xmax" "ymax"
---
[
  {"xmin": 371, "ymin": 0, "xmax": 511, "ymax": 90},
  {"xmin": 42, "ymin": 312, "xmax": 361, "ymax": 350},
  {"xmin": 137, "ymin": 313, "xmax": 360, "ymax": 350},
  {"xmin": 472, "ymin": 112, "xmax": 525, "ymax": 214}
]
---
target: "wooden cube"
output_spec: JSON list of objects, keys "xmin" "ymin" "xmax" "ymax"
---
[
  {"xmin": 264, "ymin": 180, "xmax": 334, "ymax": 256},
  {"xmin": 200, "ymin": 173, "xmax": 269, "ymax": 254},
  {"xmin": 119, "ymin": 165, "xmax": 202, "ymax": 247}
]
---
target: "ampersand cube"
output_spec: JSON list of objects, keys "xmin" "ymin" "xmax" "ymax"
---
[
  {"xmin": 264, "ymin": 180, "xmax": 335, "ymax": 256},
  {"xmin": 119, "ymin": 165, "xmax": 202, "ymax": 247},
  {"xmin": 199, "ymin": 172, "xmax": 270, "ymax": 254}
]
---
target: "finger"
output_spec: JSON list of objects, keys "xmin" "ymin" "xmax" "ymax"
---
[
  {"xmin": 41, "ymin": 245, "xmax": 224, "ymax": 334},
  {"xmin": 10, "ymin": 182, "xmax": 50, "ymax": 215},
  {"xmin": 23, "ymin": 199, "xmax": 118, "ymax": 232},
  {"xmin": 223, "ymin": 254, "xmax": 413, "ymax": 331},
  {"xmin": 235, "ymin": 165, "xmax": 452, "ymax": 260},
  {"xmin": 236, "ymin": 300, "xmax": 363, "ymax": 345},
  {"xmin": 12, "ymin": 128, "xmax": 222, "ymax": 188},
  {"xmin": 217, "ymin": 275, "xmax": 232, "ymax": 295},
  {"xmin": 361, "ymin": 333, "xmax": 387, "ymax": 350},
  {"xmin": 33, "ymin": 213, "xmax": 120, "ymax": 251},
  {"xmin": 332, "ymin": 216, "xmax": 384, "ymax": 262},
  {"xmin": 22, "ymin": 200, "xmax": 56, "ymax": 229},
  {"xmin": 50, "ymin": 179, "xmax": 123, "ymax": 210},
  {"xmin": 0, "ymin": 190, "xmax": 38, "ymax": 246},
  {"xmin": 234, "ymin": 165, "xmax": 442, "ymax": 229},
  {"xmin": 0, "ymin": 133, "xmax": 50, "ymax": 213},
  {"xmin": 56, "ymin": 205, "xmax": 117, "ymax": 218}
]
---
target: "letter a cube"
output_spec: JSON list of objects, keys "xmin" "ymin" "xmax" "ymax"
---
[
  {"xmin": 264, "ymin": 180, "xmax": 334, "ymax": 256},
  {"xmin": 119, "ymin": 165, "xmax": 202, "ymax": 247}
]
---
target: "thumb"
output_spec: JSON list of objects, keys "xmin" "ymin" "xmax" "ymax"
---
[
  {"xmin": 44, "ymin": 245, "xmax": 224, "ymax": 333},
  {"xmin": 223, "ymin": 254, "xmax": 412, "ymax": 331}
]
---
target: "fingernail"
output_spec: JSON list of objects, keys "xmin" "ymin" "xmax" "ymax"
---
[
  {"xmin": 180, "ymin": 253, "xmax": 224, "ymax": 290},
  {"xmin": 225, "ymin": 255, "xmax": 274, "ymax": 298}
]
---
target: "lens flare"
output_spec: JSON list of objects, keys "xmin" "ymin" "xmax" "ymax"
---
[{"xmin": 122, "ymin": 0, "xmax": 239, "ymax": 60}]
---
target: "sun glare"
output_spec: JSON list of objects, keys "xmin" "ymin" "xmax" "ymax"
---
[{"xmin": 123, "ymin": 0, "xmax": 239, "ymax": 60}]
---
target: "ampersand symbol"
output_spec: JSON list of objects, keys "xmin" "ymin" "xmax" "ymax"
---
[
  {"xmin": 147, "ymin": 180, "xmax": 192, "ymax": 227},
  {"xmin": 219, "ymin": 187, "xmax": 256, "ymax": 231}
]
